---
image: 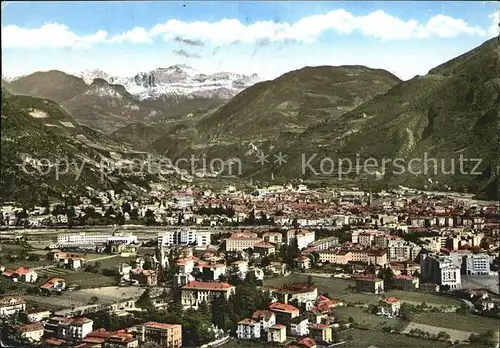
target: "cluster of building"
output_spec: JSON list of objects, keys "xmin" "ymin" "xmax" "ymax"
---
[{"xmin": 0, "ymin": 294, "xmax": 182, "ymax": 347}]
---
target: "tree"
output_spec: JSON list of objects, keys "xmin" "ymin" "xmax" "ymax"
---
[
  {"xmin": 227, "ymin": 265, "xmax": 243, "ymax": 286},
  {"xmin": 437, "ymin": 331, "xmax": 451, "ymax": 341},
  {"xmin": 135, "ymin": 289, "xmax": 154, "ymax": 310},
  {"xmin": 307, "ymin": 275, "xmax": 313, "ymax": 285},
  {"xmin": 400, "ymin": 303, "xmax": 415, "ymax": 322},
  {"xmin": 366, "ymin": 264, "xmax": 376, "ymax": 275},
  {"xmin": 378, "ymin": 267, "xmax": 395, "ymax": 290},
  {"xmin": 285, "ymin": 237, "xmax": 300, "ymax": 268},
  {"xmin": 104, "ymin": 206, "xmax": 116, "ymax": 218},
  {"xmin": 130, "ymin": 208, "xmax": 139, "ymax": 220},
  {"xmin": 116, "ymin": 212, "xmax": 125, "ymax": 225}
]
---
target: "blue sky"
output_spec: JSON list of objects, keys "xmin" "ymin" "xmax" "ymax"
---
[{"xmin": 2, "ymin": 1, "xmax": 498, "ymax": 80}]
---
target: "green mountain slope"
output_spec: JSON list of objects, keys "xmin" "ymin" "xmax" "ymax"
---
[
  {"xmin": 197, "ymin": 65, "xmax": 401, "ymax": 141},
  {"xmin": 146, "ymin": 65, "xmax": 401, "ymax": 166},
  {"xmin": 7, "ymin": 70, "xmax": 89, "ymax": 103},
  {"xmin": 262, "ymin": 37, "xmax": 499, "ymax": 198},
  {"xmin": 0, "ymin": 95, "xmax": 186, "ymax": 204}
]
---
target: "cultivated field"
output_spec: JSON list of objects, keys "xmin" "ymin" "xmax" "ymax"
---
[
  {"xmin": 412, "ymin": 312, "xmax": 500, "ymax": 333},
  {"xmin": 264, "ymin": 274, "xmax": 462, "ymax": 307},
  {"xmin": 340, "ymin": 328, "xmax": 450, "ymax": 348},
  {"xmin": 403, "ymin": 322, "xmax": 473, "ymax": 342},
  {"xmin": 25, "ymin": 286, "xmax": 149, "ymax": 310}
]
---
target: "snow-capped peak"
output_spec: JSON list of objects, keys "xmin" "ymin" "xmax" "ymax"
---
[{"xmin": 75, "ymin": 66, "xmax": 261, "ymax": 101}]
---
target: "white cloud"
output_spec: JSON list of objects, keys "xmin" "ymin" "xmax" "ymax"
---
[
  {"xmin": 150, "ymin": 10, "xmax": 487, "ymax": 44},
  {"xmin": 2, "ymin": 9, "xmax": 491, "ymax": 49},
  {"xmin": 109, "ymin": 27, "xmax": 152, "ymax": 44},
  {"xmin": 2, "ymin": 23, "xmax": 109, "ymax": 48},
  {"xmin": 1, "ymin": 23, "xmax": 151, "ymax": 48},
  {"xmin": 488, "ymin": 11, "xmax": 499, "ymax": 37}
]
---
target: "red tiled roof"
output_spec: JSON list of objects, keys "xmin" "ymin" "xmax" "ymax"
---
[
  {"xmin": 142, "ymin": 322, "xmax": 181, "ymax": 330},
  {"xmin": 269, "ymin": 302, "xmax": 299, "ymax": 313},
  {"xmin": 238, "ymin": 318, "xmax": 257, "ymax": 325},
  {"xmin": 395, "ymin": 274, "xmax": 413, "ymax": 280},
  {"xmin": 16, "ymin": 322, "xmax": 44, "ymax": 332},
  {"xmin": 310, "ymin": 323, "xmax": 329, "ymax": 329},
  {"xmin": 14, "ymin": 266, "xmax": 33, "ymax": 275},
  {"xmin": 252, "ymin": 310, "xmax": 274, "ymax": 320},
  {"xmin": 45, "ymin": 338, "xmax": 66, "ymax": 346},
  {"xmin": 298, "ymin": 338, "xmax": 316, "ymax": 347},
  {"xmin": 2, "ymin": 270, "xmax": 15, "ymax": 277},
  {"xmin": 254, "ymin": 242, "xmax": 275, "ymax": 248},
  {"xmin": 381, "ymin": 296, "xmax": 400, "ymax": 304},
  {"xmin": 182, "ymin": 281, "xmax": 233, "ymax": 291},
  {"xmin": 270, "ymin": 324, "xmax": 286, "ymax": 329}
]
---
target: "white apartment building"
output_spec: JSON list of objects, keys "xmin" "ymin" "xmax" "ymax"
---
[
  {"xmin": 57, "ymin": 232, "xmax": 137, "ymax": 245},
  {"xmin": 225, "ymin": 235, "xmax": 263, "ymax": 252},
  {"xmin": 181, "ymin": 281, "xmax": 235, "ymax": 309},
  {"xmin": 387, "ymin": 239, "xmax": 422, "ymax": 262},
  {"xmin": 287, "ymin": 229, "xmax": 315, "ymax": 249},
  {"xmin": 309, "ymin": 236, "xmax": 339, "ymax": 251},
  {"xmin": 420, "ymin": 254, "xmax": 461, "ymax": 290},
  {"xmin": 462, "ymin": 254, "xmax": 491, "ymax": 276},
  {"xmin": 237, "ymin": 319, "xmax": 261, "ymax": 340},
  {"xmin": 158, "ymin": 230, "xmax": 211, "ymax": 247}
]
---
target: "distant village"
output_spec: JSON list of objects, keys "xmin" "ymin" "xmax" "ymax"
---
[{"xmin": 0, "ymin": 184, "xmax": 499, "ymax": 347}]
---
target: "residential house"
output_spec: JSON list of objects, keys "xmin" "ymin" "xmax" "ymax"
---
[
  {"xmin": 394, "ymin": 274, "xmax": 419, "ymax": 291},
  {"xmin": 266, "ymin": 262, "xmax": 289, "ymax": 276},
  {"xmin": 378, "ymin": 297, "xmax": 400, "ymax": 317},
  {"xmin": 44, "ymin": 316, "xmax": 94, "ymax": 341},
  {"xmin": 0, "ymin": 295, "xmax": 26, "ymax": 316},
  {"xmin": 104, "ymin": 331, "xmax": 139, "ymax": 348},
  {"xmin": 23, "ymin": 308, "xmax": 52, "ymax": 323},
  {"xmin": 40, "ymin": 278, "xmax": 66, "ymax": 294},
  {"xmin": 254, "ymin": 242, "xmax": 276, "ymax": 256},
  {"xmin": 181, "ymin": 281, "xmax": 235, "ymax": 309},
  {"xmin": 263, "ymin": 232, "xmax": 283, "ymax": 244},
  {"xmin": 16, "ymin": 322, "xmax": 44, "ymax": 342},
  {"xmin": 53, "ymin": 252, "xmax": 87, "ymax": 270},
  {"xmin": 237, "ymin": 318, "xmax": 261, "ymax": 340},
  {"xmin": 269, "ymin": 302, "xmax": 300, "ymax": 324},
  {"xmin": 267, "ymin": 324, "xmax": 287, "ymax": 343},
  {"xmin": 351, "ymin": 275, "xmax": 384, "ymax": 294},
  {"xmin": 289, "ymin": 316, "xmax": 309, "ymax": 337},
  {"xmin": 309, "ymin": 323, "xmax": 332, "ymax": 343},
  {"xmin": 132, "ymin": 322, "xmax": 182, "ymax": 348},
  {"xmin": 130, "ymin": 269, "xmax": 158, "ymax": 286},
  {"xmin": 294, "ymin": 256, "xmax": 311, "ymax": 270},
  {"xmin": 268, "ymin": 283, "xmax": 318, "ymax": 304},
  {"xmin": 297, "ymin": 337, "xmax": 317, "ymax": 348},
  {"xmin": 13, "ymin": 266, "xmax": 38, "ymax": 283},
  {"xmin": 252, "ymin": 310, "xmax": 276, "ymax": 332}
]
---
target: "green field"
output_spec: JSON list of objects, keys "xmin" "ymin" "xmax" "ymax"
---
[
  {"xmin": 413, "ymin": 312, "xmax": 500, "ymax": 333},
  {"xmin": 340, "ymin": 328, "xmax": 451, "ymax": 348},
  {"xmin": 264, "ymin": 274, "xmax": 462, "ymax": 307},
  {"xmin": 62, "ymin": 272, "xmax": 117, "ymax": 288},
  {"xmin": 335, "ymin": 306, "xmax": 402, "ymax": 329}
]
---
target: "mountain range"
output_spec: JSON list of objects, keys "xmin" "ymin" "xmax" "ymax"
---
[
  {"xmin": 2, "ymin": 37, "xmax": 498, "ymax": 201},
  {"xmin": 4, "ymin": 65, "xmax": 260, "ymax": 133}
]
